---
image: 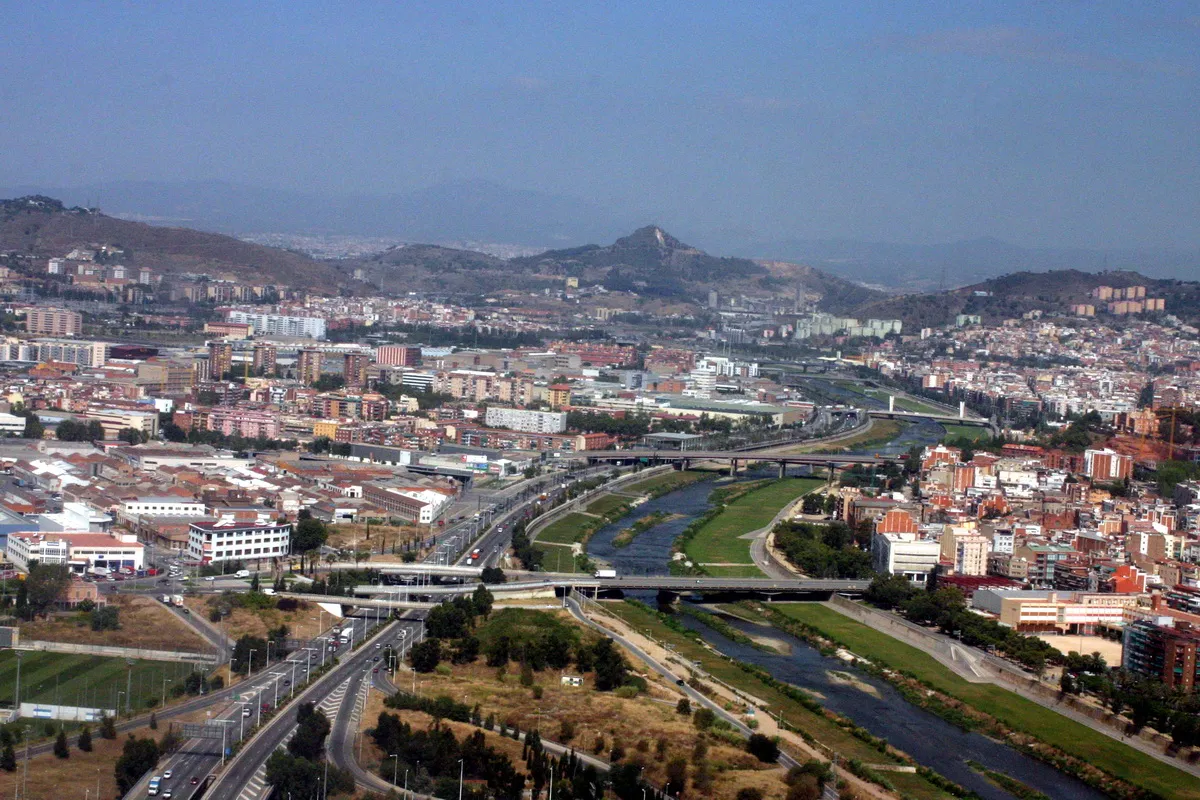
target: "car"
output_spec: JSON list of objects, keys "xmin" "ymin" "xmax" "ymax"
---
[
  {"xmin": 373, "ymin": 667, "xmax": 379, "ymax": 673},
  {"xmin": 242, "ymin": 707, "xmax": 251, "ymax": 717},
  {"xmin": 190, "ymin": 777, "xmax": 199, "ymax": 786},
  {"xmin": 375, "ymin": 643, "xmax": 381, "ymax": 649},
  {"xmin": 261, "ymin": 702, "xmax": 271, "ymax": 711},
  {"xmin": 204, "ymin": 576, "xmax": 215, "ymax": 582},
  {"xmin": 163, "ymin": 770, "xmax": 173, "ymax": 779},
  {"xmin": 373, "ymin": 656, "xmax": 379, "ymax": 662},
  {"xmin": 162, "ymin": 792, "xmax": 172, "ymax": 799}
]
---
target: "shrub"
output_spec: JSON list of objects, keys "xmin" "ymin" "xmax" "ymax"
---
[
  {"xmin": 746, "ymin": 733, "xmax": 780, "ymax": 763},
  {"xmin": 692, "ymin": 708, "xmax": 716, "ymax": 730}
]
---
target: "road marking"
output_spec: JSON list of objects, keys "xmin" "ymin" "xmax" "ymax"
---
[{"xmin": 236, "ymin": 678, "xmax": 353, "ymax": 800}]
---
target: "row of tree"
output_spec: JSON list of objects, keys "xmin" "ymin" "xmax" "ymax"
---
[{"xmin": 773, "ymin": 520, "xmax": 874, "ymax": 579}]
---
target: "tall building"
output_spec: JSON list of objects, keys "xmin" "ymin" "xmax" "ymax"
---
[
  {"xmin": 1123, "ymin": 618, "xmax": 1200, "ymax": 692},
  {"xmin": 207, "ymin": 341, "xmax": 233, "ymax": 380},
  {"xmin": 252, "ymin": 343, "xmax": 277, "ymax": 376},
  {"xmin": 297, "ymin": 349, "xmax": 323, "ymax": 385},
  {"xmin": 26, "ymin": 308, "xmax": 82, "ymax": 336},
  {"xmin": 871, "ymin": 532, "xmax": 940, "ymax": 585},
  {"xmin": 1085, "ymin": 448, "xmax": 1134, "ymax": 482},
  {"xmin": 343, "ymin": 353, "xmax": 370, "ymax": 389},
  {"xmin": 548, "ymin": 383, "xmax": 572, "ymax": 410},
  {"xmin": 224, "ymin": 310, "xmax": 326, "ymax": 339},
  {"xmin": 375, "ymin": 345, "xmax": 421, "ymax": 367},
  {"xmin": 484, "ymin": 407, "xmax": 568, "ymax": 434}
]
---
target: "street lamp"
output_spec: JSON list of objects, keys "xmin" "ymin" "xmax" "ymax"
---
[{"xmin": 389, "ymin": 753, "xmax": 399, "ymax": 788}]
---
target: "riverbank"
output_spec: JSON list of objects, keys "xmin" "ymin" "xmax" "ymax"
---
[
  {"xmin": 757, "ymin": 602, "xmax": 1200, "ymax": 800},
  {"xmin": 676, "ymin": 478, "xmax": 823, "ymax": 577}
]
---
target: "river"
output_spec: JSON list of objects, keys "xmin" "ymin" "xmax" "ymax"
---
[{"xmin": 582, "ymin": 417, "xmax": 1108, "ymax": 799}]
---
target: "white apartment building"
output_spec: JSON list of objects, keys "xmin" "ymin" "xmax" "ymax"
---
[
  {"xmin": 871, "ymin": 532, "xmax": 941, "ymax": 584},
  {"xmin": 186, "ymin": 516, "xmax": 292, "ymax": 565},
  {"xmin": 484, "ymin": 407, "xmax": 568, "ymax": 434},
  {"xmin": 225, "ymin": 310, "xmax": 327, "ymax": 340},
  {"xmin": 0, "ymin": 413, "xmax": 25, "ymax": 434}
]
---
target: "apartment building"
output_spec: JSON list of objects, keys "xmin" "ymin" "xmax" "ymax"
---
[
  {"xmin": 871, "ymin": 532, "xmax": 940, "ymax": 584},
  {"xmin": 484, "ymin": 407, "xmax": 567, "ymax": 434},
  {"xmin": 225, "ymin": 310, "xmax": 327, "ymax": 339},
  {"xmin": 26, "ymin": 308, "xmax": 82, "ymax": 336},
  {"xmin": 1123, "ymin": 618, "xmax": 1200, "ymax": 692},
  {"xmin": 375, "ymin": 345, "xmax": 421, "ymax": 367}
]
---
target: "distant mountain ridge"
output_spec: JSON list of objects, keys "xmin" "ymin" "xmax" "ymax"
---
[
  {"xmin": 6, "ymin": 179, "xmax": 1195, "ymax": 288},
  {"xmin": 852, "ymin": 269, "xmax": 1200, "ymax": 328},
  {"xmin": 0, "ymin": 195, "xmax": 344, "ymax": 288}
]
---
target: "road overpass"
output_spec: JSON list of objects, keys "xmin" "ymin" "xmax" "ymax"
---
[
  {"xmin": 868, "ymin": 408, "xmax": 996, "ymax": 432},
  {"xmin": 574, "ymin": 449, "xmax": 899, "ymax": 477},
  {"xmin": 350, "ymin": 575, "xmax": 869, "ymax": 602}
]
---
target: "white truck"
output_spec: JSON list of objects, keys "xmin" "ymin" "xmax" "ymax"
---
[
  {"xmin": 171, "ymin": 595, "xmax": 185, "ymax": 607},
  {"xmin": 235, "ymin": 569, "xmax": 251, "ymax": 579},
  {"xmin": 594, "ymin": 569, "xmax": 617, "ymax": 579},
  {"xmin": 88, "ymin": 566, "xmax": 110, "ymax": 579}
]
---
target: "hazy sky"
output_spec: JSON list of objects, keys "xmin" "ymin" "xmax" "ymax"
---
[{"xmin": 1, "ymin": 2, "xmax": 1197, "ymax": 249}]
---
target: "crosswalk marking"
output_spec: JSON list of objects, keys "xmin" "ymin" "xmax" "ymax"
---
[{"xmin": 235, "ymin": 679, "xmax": 352, "ymax": 800}]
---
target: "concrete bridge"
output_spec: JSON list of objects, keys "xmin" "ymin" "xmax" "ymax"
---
[
  {"xmin": 349, "ymin": 575, "xmax": 869, "ymax": 603},
  {"xmin": 574, "ymin": 449, "xmax": 900, "ymax": 477}
]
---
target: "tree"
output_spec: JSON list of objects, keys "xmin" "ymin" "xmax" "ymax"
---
[
  {"xmin": 288, "ymin": 703, "xmax": 331, "ymax": 760},
  {"xmin": 664, "ymin": 757, "xmax": 688, "ymax": 796},
  {"xmin": 250, "ymin": 572, "xmax": 261, "ymax": 592},
  {"xmin": 426, "ymin": 602, "xmax": 470, "ymax": 639},
  {"xmin": 117, "ymin": 427, "xmax": 146, "ymax": 445},
  {"xmin": 291, "ymin": 518, "xmax": 328, "ymax": 568},
  {"xmin": 53, "ymin": 729, "xmax": 69, "ymax": 759},
  {"xmin": 90, "ymin": 606, "xmax": 121, "ymax": 631},
  {"xmin": 231, "ymin": 635, "xmax": 269, "ymax": 675},
  {"xmin": 77, "ymin": 726, "xmax": 92, "ymax": 752},
  {"xmin": 24, "ymin": 563, "xmax": 71, "ymax": 617},
  {"xmin": 591, "ymin": 638, "xmax": 629, "ymax": 691},
  {"xmin": 20, "ymin": 411, "xmax": 44, "ymax": 440},
  {"xmin": 692, "ymin": 708, "xmax": 716, "ymax": 730},
  {"xmin": 471, "ymin": 584, "xmax": 494, "ymax": 618},
  {"xmin": 100, "ymin": 714, "xmax": 118, "ymax": 739},
  {"xmin": 480, "ymin": 566, "xmax": 506, "ymax": 584},
  {"xmin": 746, "ymin": 733, "xmax": 780, "ymax": 763},
  {"xmin": 0, "ymin": 742, "xmax": 14, "ymax": 772},
  {"xmin": 114, "ymin": 735, "xmax": 159, "ymax": 794},
  {"xmin": 736, "ymin": 789, "xmax": 765, "ymax": 800},
  {"xmin": 410, "ymin": 639, "xmax": 442, "ymax": 673},
  {"xmin": 676, "ymin": 698, "xmax": 692, "ymax": 715},
  {"xmin": 148, "ymin": 712, "xmax": 157, "ymax": 730},
  {"xmin": 864, "ymin": 574, "xmax": 919, "ymax": 610}
]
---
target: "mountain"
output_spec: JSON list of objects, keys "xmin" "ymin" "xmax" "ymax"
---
[
  {"xmin": 0, "ymin": 179, "xmax": 637, "ymax": 247},
  {"xmin": 507, "ymin": 224, "xmax": 769, "ymax": 298},
  {"xmin": 0, "ymin": 196, "xmax": 345, "ymax": 288},
  {"xmin": 728, "ymin": 236, "xmax": 1200, "ymax": 290},
  {"xmin": 351, "ymin": 225, "xmax": 887, "ymax": 312},
  {"xmin": 852, "ymin": 269, "xmax": 1200, "ymax": 329}
]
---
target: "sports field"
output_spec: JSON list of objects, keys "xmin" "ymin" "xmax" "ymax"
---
[{"xmin": 0, "ymin": 651, "xmax": 200, "ymax": 714}]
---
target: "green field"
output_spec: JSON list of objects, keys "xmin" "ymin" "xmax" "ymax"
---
[
  {"xmin": 584, "ymin": 494, "xmax": 631, "ymax": 517},
  {"xmin": 941, "ymin": 424, "xmax": 992, "ymax": 443},
  {"xmin": 0, "ymin": 651, "xmax": 200, "ymax": 715},
  {"xmin": 622, "ymin": 469, "xmax": 709, "ymax": 497},
  {"xmin": 603, "ymin": 601, "xmax": 960, "ymax": 799},
  {"xmin": 535, "ymin": 512, "xmax": 596, "ymax": 545},
  {"xmin": 533, "ymin": 543, "xmax": 581, "ymax": 573},
  {"xmin": 684, "ymin": 478, "xmax": 822, "ymax": 571},
  {"xmin": 771, "ymin": 604, "xmax": 1200, "ymax": 800}
]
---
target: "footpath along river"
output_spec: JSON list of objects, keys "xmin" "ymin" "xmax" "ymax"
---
[{"xmin": 581, "ymin": 434, "xmax": 1106, "ymax": 798}]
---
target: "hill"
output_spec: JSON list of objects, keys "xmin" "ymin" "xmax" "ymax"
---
[
  {"xmin": 350, "ymin": 225, "xmax": 887, "ymax": 311},
  {"xmin": 852, "ymin": 269, "xmax": 1200, "ymax": 328},
  {"xmin": 0, "ymin": 195, "xmax": 346, "ymax": 289}
]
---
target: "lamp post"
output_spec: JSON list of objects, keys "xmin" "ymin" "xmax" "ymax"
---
[
  {"xmin": 389, "ymin": 754, "xmax": 399, "ymax": 788},
  {"xmin": 457, "ymin": 758, "xmax": 464, "ymax": 800}
]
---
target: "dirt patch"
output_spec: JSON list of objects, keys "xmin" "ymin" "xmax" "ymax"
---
[
  {"xmin": 17, "ymin": 595, "xmax": 211, "ymax": 653},
  {"xmin": 826, "ymin": 670, "xmax": 882, "ymax": 698},
  {"xmin": 325, "ymin": 522, "xmax": 421, "ymax": 553},
  {"xmin": 184, "ymin": 595, "xmax": 330, "ymax": 642},
  {"xmin": 747, "ymin": 635, "xmax": 792, "ymax": 655}
]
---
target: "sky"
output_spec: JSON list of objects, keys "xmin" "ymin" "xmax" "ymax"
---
[{"xmin": 1, "ymin": 1, "xmax": 1198, "ymax": 250}]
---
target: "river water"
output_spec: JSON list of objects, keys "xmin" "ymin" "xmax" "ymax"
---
[{"xmin": 582, "ymin": 418, "xmax": 1108, "ymax": 799}]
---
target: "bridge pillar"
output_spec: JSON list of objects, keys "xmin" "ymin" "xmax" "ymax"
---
[
  {"xmin": 681, "ymin": 458, "xmax": 690, "ymax": 471},
  {"xmin": 959, "ymin": 401, "xmax": 966, "ymax": 420},
  {"xmin": 729, "ymin": 459, "xmax": 739, "ymax": 476},
  {"xmin": 777, "ymin": 461, "xmax": 786, "ymax": 479},
  {"xmin": 888, "ymin": 395, "xmax": 895, "ymax": 413}
]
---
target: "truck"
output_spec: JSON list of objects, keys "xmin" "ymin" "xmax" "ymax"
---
[
  {"xmin": 148, "ymin": 776, "xmax": 161, "ymax": 796},
  {"xmin": 594, "ymin": 569, "xmax": 617, "ymax": 579},
  {"xmin": 235, "ymin": 569, "xmax": 251, "ymax": 579},
  {"xmin": 171, "ymin": 595, "xmax": 185, "ymax": 607},
  {"xmin": 88, "ymin": 566, "xmax": 110, "ymax": 579},
  {"xmin": 338, "ymin": 628, "xmax": 354, "ymax": 643},
  {"xmin": 160, "ymin": 594, "xmax": 171, "ymax": 604}
]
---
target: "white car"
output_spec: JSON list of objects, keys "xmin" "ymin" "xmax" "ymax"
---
[
  {"xmin": 204, "ymin": 576, "xmax": 215, "ymax": 582},
  {"xmin": 163, "ymin": 770, "xmax": 173, "ymax": 779}
]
